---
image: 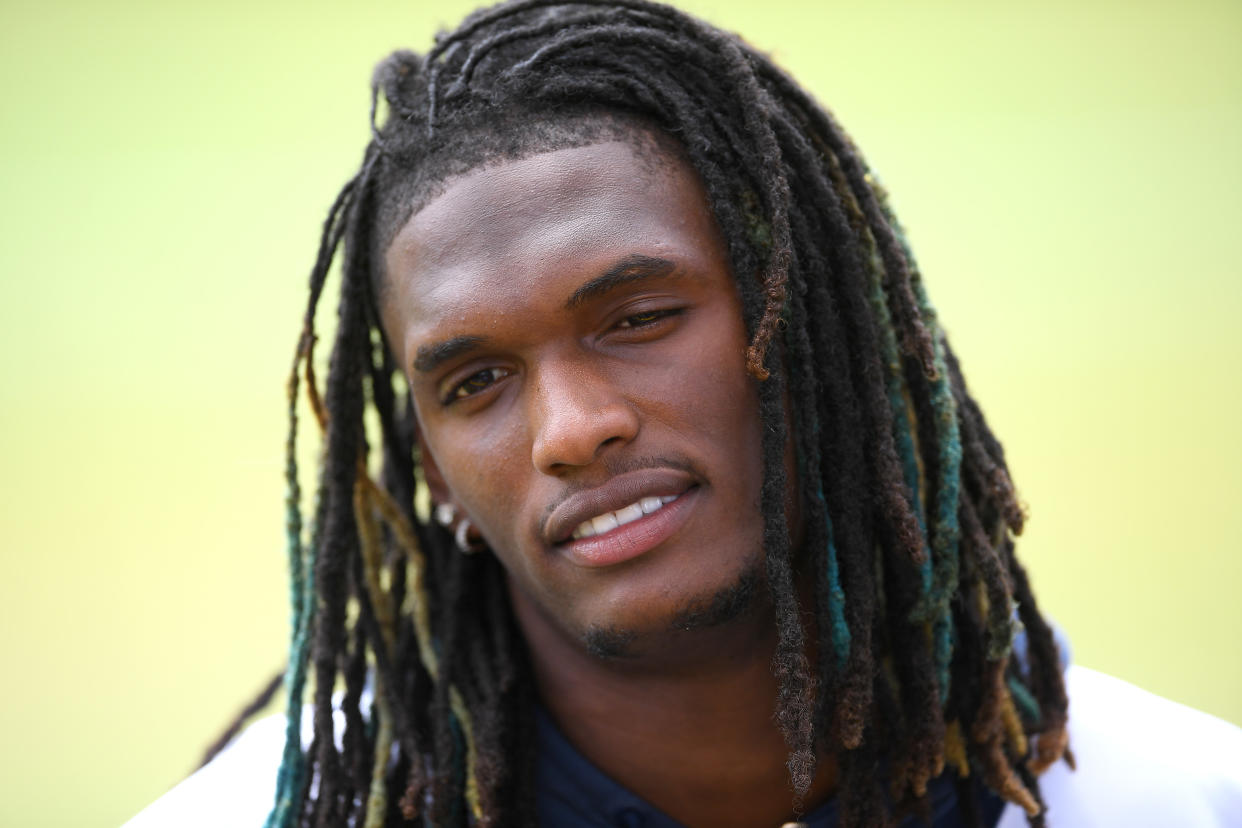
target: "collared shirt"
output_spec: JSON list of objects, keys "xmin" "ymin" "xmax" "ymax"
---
[{"xmin": 536, "ymin": 707, "xmax": 1006, "ymax": 828}]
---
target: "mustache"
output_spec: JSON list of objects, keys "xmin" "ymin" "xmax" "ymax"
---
[{"xmin": 539, "ymin": 454, "xmax": 706, "ymax": 523}]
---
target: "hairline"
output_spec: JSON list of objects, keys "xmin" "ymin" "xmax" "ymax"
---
[{"xmin": 369, "ymin": 110, "xmax": 694, "ymax": 303}]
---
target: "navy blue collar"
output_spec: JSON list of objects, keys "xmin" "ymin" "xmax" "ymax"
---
[{"xmin": 535, "ymin": 707, "xmax": 1005, "ymax": 828}]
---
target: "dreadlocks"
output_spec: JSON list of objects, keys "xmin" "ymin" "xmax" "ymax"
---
[{"xmin": 262, "ymin": 1, "xmax": 1071, "ymax": 825}]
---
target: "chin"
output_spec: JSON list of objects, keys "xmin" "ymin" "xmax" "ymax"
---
[{"xmin": 577, "ymin": 560, "xmax": 766, "ymax": 661}]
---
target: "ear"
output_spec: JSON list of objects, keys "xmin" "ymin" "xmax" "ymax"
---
[
  {"xmin": 415, "ymin": 424, "xmax": 453, "ymax": 506},
  {"xmin": 416, "ymin": 421, "xmax": 488, "ymax": 553}
]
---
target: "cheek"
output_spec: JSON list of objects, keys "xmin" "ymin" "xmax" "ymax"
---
[
  {"xmin": 431, "ymin": 418, "xmax": 529, "ymax": 547},
  {"xmin": 692, "ymin": 319, "xmax": 763, "ymax": 466},
  {"xmin": 642, "ymin": 314, "xmax": 765, "ymax": 498},
  {"xmin": 711, "ymin": 371, "xmax": 765, "ymax": 500}
]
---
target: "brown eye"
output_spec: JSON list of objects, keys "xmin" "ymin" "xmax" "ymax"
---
[
  {"xmin": 616, "ymin": 308, "xmax": 680, "ymax": 329},
  {"xmin": 447, "ymin": 368, "xmax": 508, "ymax": 403}
]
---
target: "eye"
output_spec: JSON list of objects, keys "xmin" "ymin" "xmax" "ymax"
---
[
  {"xmin": 444, "ymin": 367, "xmax": 510, "ymax": 404},
  {"xmin": 614, "ymin": 308, "xmax": 682, "ymax": 330}
]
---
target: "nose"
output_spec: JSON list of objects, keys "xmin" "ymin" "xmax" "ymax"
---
[{"xmin": 529, "ymin": 360, "xmax": 639, "ymax": 474}]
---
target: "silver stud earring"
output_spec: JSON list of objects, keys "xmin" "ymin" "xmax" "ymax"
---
[{"xmin": 434, "ymin": 502, "xmax": 457, "ymax": 528}]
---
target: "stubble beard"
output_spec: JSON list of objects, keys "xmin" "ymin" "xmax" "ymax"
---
[{"xmin": 582, "ymin": 561, "xmax": 764, "ymax": 660}]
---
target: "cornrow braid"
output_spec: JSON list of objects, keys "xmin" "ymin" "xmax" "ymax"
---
[{"xmin": 251, "ymin": 2, "xmax": 1071, "ymax": 825}]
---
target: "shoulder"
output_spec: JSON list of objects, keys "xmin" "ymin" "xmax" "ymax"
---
[
  {"xmin": 996, "ymin": 665, "xmax": 1242, "ymax": 827},
  {"xmin": 121, "ymin": 713, "xmax": 285, "ymax": 827}
]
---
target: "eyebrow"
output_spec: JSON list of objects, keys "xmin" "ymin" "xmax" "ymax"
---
[
  {"xmin": 412, "ymin": 254, "xmax": 680, "ymax": 376},
  {"xmin": 564, "ymin": 254, "xmax": 677, "ymax": 310},
  {"xmin": 414, "ymin": 334, "xmax": 488, "ymax": 374}
]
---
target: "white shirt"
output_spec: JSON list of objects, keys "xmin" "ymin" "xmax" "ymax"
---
[{"xmin": 124, "ymin": 666, "xmax": 1242, "ymax": 827}]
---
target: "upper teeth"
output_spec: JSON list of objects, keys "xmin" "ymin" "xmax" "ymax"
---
[{"xmin": 571, "ymin": 495, "xmax": 676, "ymax": 540}]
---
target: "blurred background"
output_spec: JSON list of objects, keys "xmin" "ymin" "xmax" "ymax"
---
[{"xmin": 2, "ymin": 0, "xmax": 1239, "ymax": 824}]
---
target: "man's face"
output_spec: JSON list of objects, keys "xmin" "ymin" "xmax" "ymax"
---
[{"xmin": 380, "ymin": 139, "xmax": 766, "ymax": 656}]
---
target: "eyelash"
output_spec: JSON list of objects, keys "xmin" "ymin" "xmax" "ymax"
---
[
  {"xmin": 440, "ymin": 308, "xmax": 685, "ymax": 405},
  {"xmin": 614, "ymin": 307, "xmax": 681, "ymax": 330},
  {"xmin": 445, "ymin": 367, "xmax": 510, "ymax": 404}
]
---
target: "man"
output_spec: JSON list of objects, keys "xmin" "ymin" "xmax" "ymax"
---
[{"xmin": 126, "ymin": 1, "xmax": 1242, "ymax": 826}]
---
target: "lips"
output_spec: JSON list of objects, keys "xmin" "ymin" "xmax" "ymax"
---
[
  {"xmin": 543, "ymin": 467, "xmax": 698, "ymax": 566},
  {"xmin": 571, "ymin": 495, "xmax": 677, "ymax": 540}
]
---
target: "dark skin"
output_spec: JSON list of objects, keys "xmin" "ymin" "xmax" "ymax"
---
[{"xmin": 381, "ymin": 139, "xmax": 835, "ymax": 827}]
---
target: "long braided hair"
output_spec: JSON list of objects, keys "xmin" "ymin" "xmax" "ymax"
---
[{"xmin": 260, "ymin": 1, "xmax": 1071, "ymax": 825}]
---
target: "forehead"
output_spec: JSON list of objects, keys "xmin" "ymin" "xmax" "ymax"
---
[{"xmin": 380, "ymin": 140, "xmax": 725, "ymax": 346}]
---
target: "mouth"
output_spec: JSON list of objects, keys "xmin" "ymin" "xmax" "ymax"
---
[
  {"xmin": 570, "ymin": 495, "xmax": 678, "ymax": 540},
  {"xmin": 544, "ymin": 468, "xmax": 701, "ymax": 568}
]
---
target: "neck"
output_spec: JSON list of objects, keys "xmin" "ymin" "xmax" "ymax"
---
[{"xmin": 510, "ymin": 580, "xmax": 837, "ymax": 828}]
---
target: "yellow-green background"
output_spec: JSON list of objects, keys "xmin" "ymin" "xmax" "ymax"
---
[{"xmin": 2, "ymin": 1, "xmax": 1239, "ymax": 825}]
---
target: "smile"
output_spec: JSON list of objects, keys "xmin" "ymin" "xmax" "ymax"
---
[
  {"xmin": 544, "ymin": 467, "xmax": 701, "ymax": 567},
  {"xmin": 560, "ymin": 487, "xmax": 697, "ymax": 568},
  {"xmin": 571, "ymin": 495, "xmax": 678, "ymax": 540}
]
